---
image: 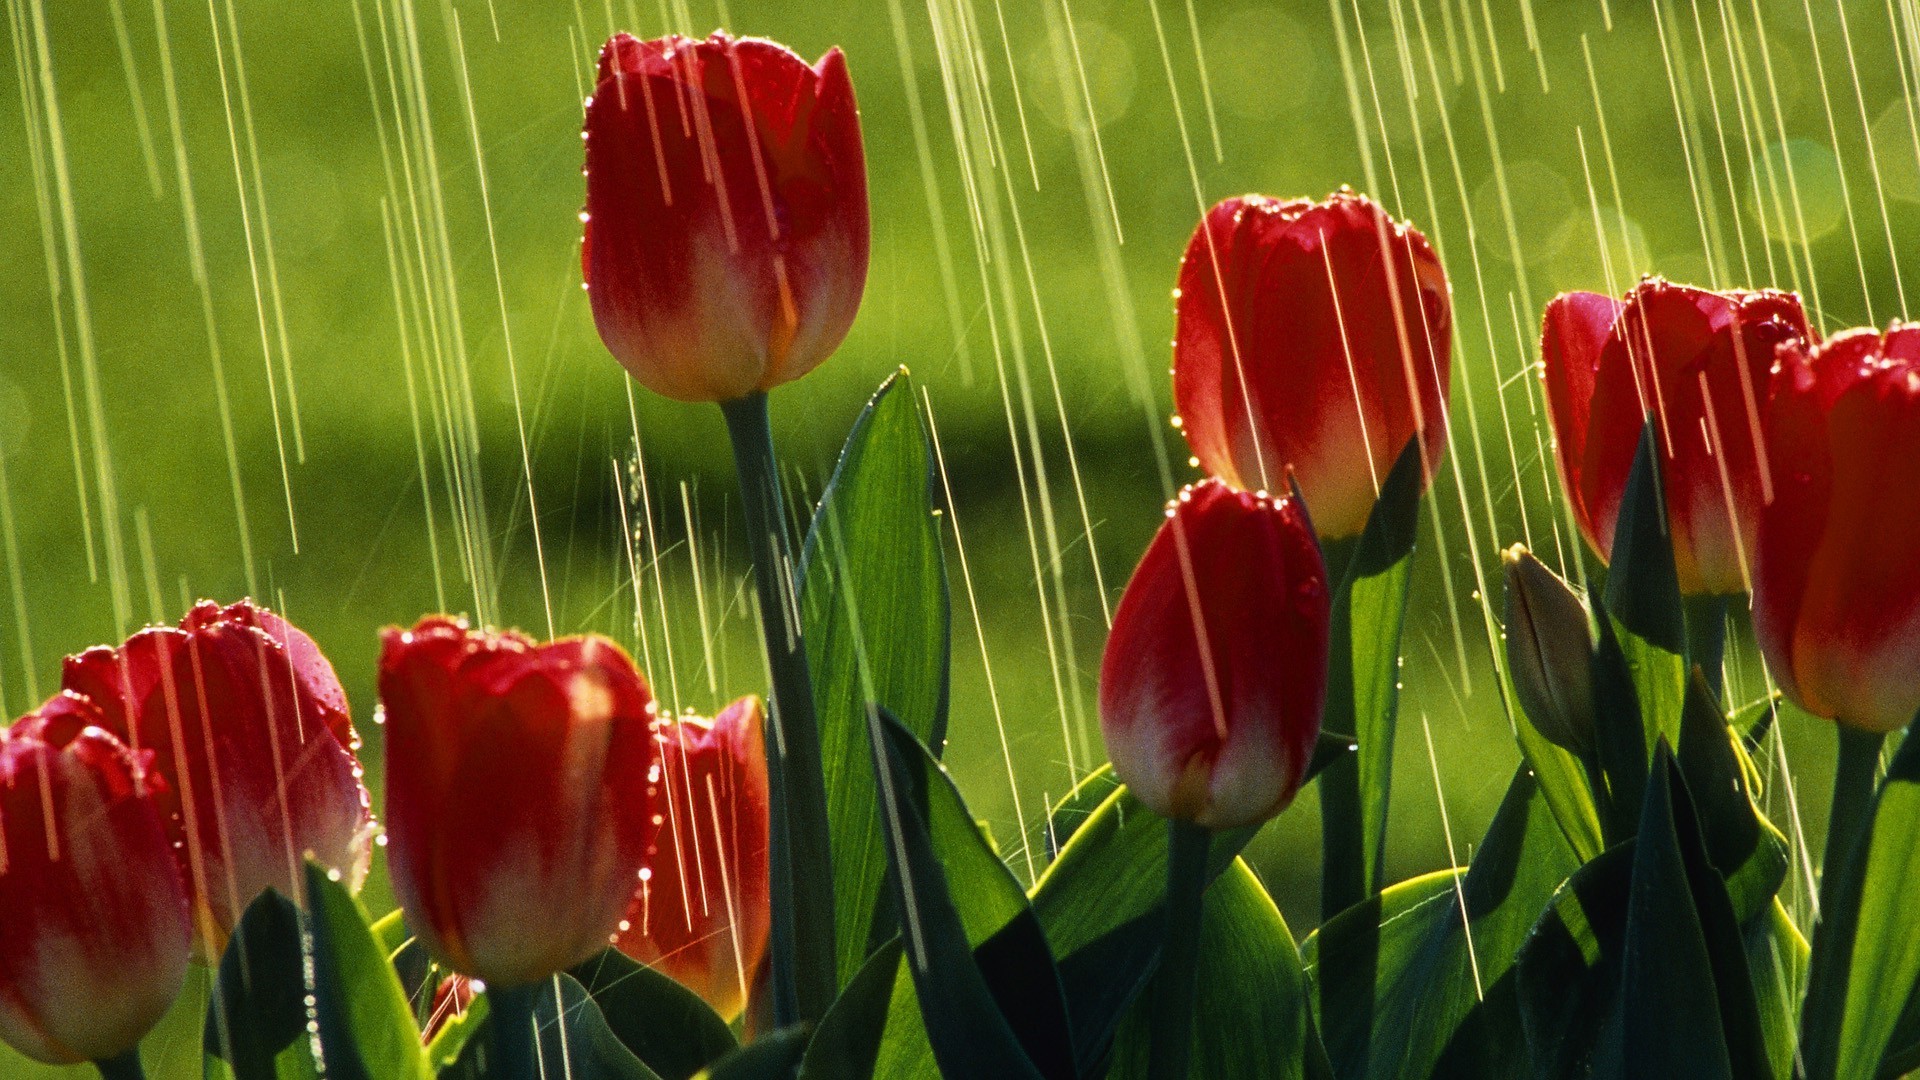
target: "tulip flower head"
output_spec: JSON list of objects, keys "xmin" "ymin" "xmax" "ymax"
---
[
  {"xmin": 0, "ymin": 696, "xmax": 191, "ymax": 1065},
  {"xmin": 59, "ymin": 599, "xmax": 374, "ymax": 956},
  {"xmin": 1173, "ymin": 191, "xmax": 1453, "ymax": 540},
  {"xmin": 583, "ymin": 31, "xmax": 870, "ymax": 403},
  {"xmin": 1099, "ymin": 480, "xmax": 1331, "ymax": 830},
  {"xmin": 1755, "ymin": 326, "xmax": 1920, "ymax": 733},
  {"xmin": 1541, "ymin": 278, "xmax": 1812, "ymax": 595},
  {"xmin": 380, "ymin": 617, "xmax": 661, "ymax": 988},
  {"xmin": 615, "ymin": 695, "xmax": 770, "ymax": 1020}
]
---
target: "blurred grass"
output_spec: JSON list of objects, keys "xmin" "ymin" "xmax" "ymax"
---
[{"xmin": 1, "ymin": 0, "xmax": 1914, "ymax": 1072}]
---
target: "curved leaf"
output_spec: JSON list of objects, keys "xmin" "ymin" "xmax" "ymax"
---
[
  {"xmin": 1303, "ymin": 767, "xmax": 1578, "ymax": 1078},
  {"xmin": 442, "ymin": 977, "xmax": 664, "ymax": 1080},
  {"xmin": 694, "ymin": 1029, "xmax": 809, "ymax": 1080},
  {"xmin": 568, "ymin": 949, "xmax": 738, "ymax": 1080},
  {"xmin": 1107, "ymin": 860, "xmax": 1312, "ymax": 1079},
  {"xmin": 205, "ymin": 890, "xmax": 313, "ymax": 1079}
]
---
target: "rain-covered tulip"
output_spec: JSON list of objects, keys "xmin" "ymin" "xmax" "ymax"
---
[
  {"xmin": 1173, "ymin": 191, "xmax": 1452, "ymax": 539},
  {"xmin": 60, "ymin": 599, "xmax": 374, "ymax": 955},
  {"xmin": 615, "ymin": 696, "xmax": 770, "ymax": 1020},
  {"xmin": 380, "ymin": 617, "xmax": 660, "ymax": 988},
  {"xmin": 0, "ymin": 696, "xmax": 191, "ymax": 1065},
  {"xmin": 1541, "ymin": 278, "xmax": 1812, "ymax": 595},
  {"xmin": 583, "ymin": 31, "xmax": 870, "ymax": 403},
  {"xmin": 1754, "ymin": 326, "xmax": 1920, "ymax": 733},
  {"xmin": 1502, "ymin": 545, "xmax": 1596, "ymax": 756},
  {"xmin": 1099, "ymin": 480, "xmax": 1331, "ymax": 829}
]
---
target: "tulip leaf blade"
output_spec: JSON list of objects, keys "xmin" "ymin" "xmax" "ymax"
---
[
  {"xmin": 1319, "ymin": 435, "xmax": 1423, "ymax": 911},
  {"xmin": 567, "ymin": 949, "xmax": 738, "ymax": 1080},
  {"xmin": 797, "ymin": 938, "xmax": 906, "ymax": 1080},
  {"xmin": 204, "ymin": 889, "xmax": 316, "ymax": 1080},
  {"xmin": 1302, "ymin": 766, "xmax": 1578, "ymax": 1079},
  {"xmin": 799, "ymin": 368, "xmax": 952, "ymax": 988},
  {"xmin": 1675, "ymin": 667, "xmax": 1788, "ymax": 924},
  {"xmin": 441, "ymin": 976, "xmax": 665, "ymax": 1080},
  {"xmin": 1103, "ymin": 860, "xmax": 1313, "ymax": 1080},
  {"xmin": 864, "ymin": 708, "xmax": 1069, "ymax": 1080},
  {"xmin": 1799, "ymin": 729, "xmax": 1920, "ymax": 1080},
  {"xmin": 692, "ymin": 1027, "xmax": 810, "ymax": 1080},
  {"xmin": 1031, "ymin": 784, "xmax": 1259, "ymax": 1073},
  {"xmin": 305, "ymin": 860, "xmax": 432, "ymax": 1080},
  {"xmin": 1602, "ymin": 425, "xmax": 1688, "ymax": 751}
]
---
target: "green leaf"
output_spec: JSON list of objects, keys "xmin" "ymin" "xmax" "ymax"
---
[
  {"xmin": 1319, "ymin": 436, "xmax": 1422, "ymax": 908},
  {"xmin": 1106, "ymin": 861, "xmax": 1313, "ymax": 1079},
  {"xmin": 1041, "ymin": 764, "xmax": 1121, "ymax": 861},
  {"xmin": 865, "ymin": 709, "xmax": 1064, "ymax": 1080},
  {"xmin": 693, "ymin": 1029, "xmax": 810, "ymax": 1080},
  {"xmin": 305, "ymin": 861, "xmax": 430, "ymax": 1080},
  {"xmin": 799, "ymin": 369, "xmax": 952, "ymax": 987},
  {"xmin": 424, "ymin": 995, "xmax": 487, "ymax": 1072},
  {"xmin": 1800, "ymin": 729, "xmax": 1920, "ymax": 1080},
  {"xmin": 1513, "ymin": 705, "xmax": 1608, "ymax": 862},
  {"xmin": 1515, "ymin": 849, "xmax": 1803, "ymax": 1079},
  {"xmin": 1613, "ymin": 749, "xmax": 1769, "ymax": 1079},
  {"xmin": 1303, "ymin": 766, "xmax": 1579, "ymax": 1079},
  {"xmin": 1030, "ymin": 786, "xmax": 1258, "ymax": 1073},
  {"xmin": 204, "ymin": 890, "xmax": 315, "ymax": 1079},
  {"xmin": 1675, "ymin": 667, "xmax": 1787, "ymax": 923},
  {"xmin": 797, "ymin": 939, "xmax": 905, "ymax": 1080},
  {"xmin": 568, "ymin": 949, "xmax": 738, "ymax": 1080},
  {"xmin": 1602, "ymin": 425, "xmax": 1688, "ymax": 752},
  {"xmin": 441, "ymin": 977, "xmax": 665, "ymax": 1080}
]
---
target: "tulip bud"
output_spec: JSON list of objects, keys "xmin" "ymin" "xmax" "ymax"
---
[
  {"xmin": 59, "ymin": 599, "xmax": 374, "ymax": 956},
  {"xmin": 1099, "ymin": 480, "xmax": 1331, "ymax": 829},
  {"xmin": 615, "ymin": 695, "xmax": 770, "ymax": 1020},
  {"xmin": 583, "ymin": 32, "xmax": 870, "ymax": 403},
  {"xmin": 1754, "ymin": 326, "xmax": 1920, "ymax": 733},
  {"xmin": 1172, "ymin": 191, "xmax": 1452, "ymax": 540},
  {"xmin": 379, "ymin": 617, "xmax": 660, "ymax": 987},
  {"xmin": 1541, "ymin": 278, "xmax": 1812, "ymax": 595},
  {"xmin": 1502, "ymin": 545, "xmax": 1597, "ymax": 756},
  {"xmin": 422, "ymin": 973, "xmax": 476, "ymax": 1042},
  {"xmin": 0, "ymin": 695, "xmax": 191, "ymax": 1065}
]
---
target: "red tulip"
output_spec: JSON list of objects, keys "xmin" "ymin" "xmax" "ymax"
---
[
  {"xmin": 1099, "ymin": 480, "xmax": 1331, "ymax": 829},
  {"xmin": 1541, "ymin": 278, "xmax": 1812, "ymax": 595},
  {"xmin": 379, "ymin": 617, "xmax": 660, "ymax": 987},
  {"xmin": 422, "ymin": 973, "xmax": 476, "ymax": 1042},
  {"xmin": 614, "ymin": 695, "xmax": 770, "ymax": 1020},
  {"xmin": 1755, "ymin": 326, "xmax": 1920, "ymax": 733},
  {"xmin": 583, "ymin": 31, "xmax": 869, "ymax": 403},
  {"xmin": 1173, "ymin": 191, "xmax": 1452, "ymax": 539},
  {"xmin": 0, "ymin": 695, "xmax": 191, "ymax": 1065},
  {"xmin": 59, "ymin": 600, "xmax": 373, "ymax": 956}
]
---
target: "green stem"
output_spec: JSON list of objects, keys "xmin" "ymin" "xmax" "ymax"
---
[
  {"xmin": 720, "ymin": 391, "xmax": 837, "ymax": 1028},
  {"xmin": 1318, "ymin": 536, "xmax": 1366, "ymax": 920},
  {"xmin": 1148, "ymin": 819, "xmax": 1212, "ymax": 1080},
  {"xmin": 94, "ymin": 1050, "xmax": 145, "ymax": 1080},
  {"xmin": 1682, "ymin": 594, "xmax": 1729, "ymax": 696},
  {"xmin": 1821, "ymin": 725, "xmax": 1885, "ymax": 920}
]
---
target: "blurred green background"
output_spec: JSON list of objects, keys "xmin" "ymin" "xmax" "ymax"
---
[{"xmin": 4, "ymin": 0, "xmax": 1917, "ymax": 1072}]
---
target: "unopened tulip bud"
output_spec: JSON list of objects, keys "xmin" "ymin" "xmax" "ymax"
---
[
  {"xmin": 60, "ymin": 599, "xmax": 374, "ymax": 956},
  {"xmin": 1502, "ymin": 545, "xmax": 1597, "ymax": 756},
  {"xmin": 1755, "ymin": 326, "xmax": 1920, "ymax": 733},
  {"xmin": 0, "ymin": 695, "xmax": 191, "ymax": 1065},
  {"xmin": 615, "ymin": 695, "xmax": 770, "ymax": 1020},
  {"xmin": 583, "ymin": 32, "xmax": 870, "ymax": 402},
  {"xmin": 1173, "ymin": 191, "xmax": 1452, "ymax": 539},
  {"xmin": 380, "ymin": 617, "xmax": 660, "ymax": 987},
  {"xmin": 1541, "ymin": 278, "xmax": 1812, "ymax": 595},
  {"xmin": 1099, "ymin": 480, "xmax": 1331, "ymax": 829}
]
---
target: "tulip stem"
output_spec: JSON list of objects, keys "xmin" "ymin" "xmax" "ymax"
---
[
  {"xmin": 1821, "ymin": 726, "xmax": 1885, "ymax": 920},
  {"xmin": 1317, "ymin": 535, "xmax": 1369, "ymax": 920},
  {"xmin": 720, "ymin": 391, "xmax": 838, "ymax": 1029},
  {"xmin": 487, "ymin": 982, "xmax": 543, "ymax": 1080},
  {"xmin": 94, "ymin": 1051, "xmax": 145, "ymax": 1080},
  {"xmin": 1148, "ymin": 819, "xmax": 1212, "ymax": 1080}
]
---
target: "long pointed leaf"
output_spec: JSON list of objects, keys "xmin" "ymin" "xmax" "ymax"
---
[{"xmin": 800, "ymin": 369, "xmax": 951, "ymax": 988}]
